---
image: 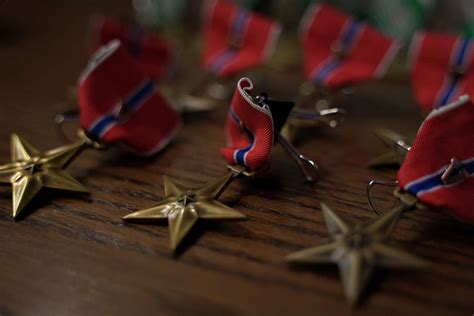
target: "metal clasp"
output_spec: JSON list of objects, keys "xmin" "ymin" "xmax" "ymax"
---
[
  {"xmin": 331, "ymin": 41, "xmax": 346, "ymax": 59},
  {"xmin": 441, "ymin": 158, "xmax": 470, "ymax": 185}
]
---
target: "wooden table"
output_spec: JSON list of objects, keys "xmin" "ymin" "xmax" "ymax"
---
[{"xmin": 0, "ymin": 1, "xmax": 473, "ymax": 315}]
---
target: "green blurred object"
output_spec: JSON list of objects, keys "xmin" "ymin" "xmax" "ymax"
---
[
  {"xmin": 369, "ymin": 0, "xmax": 436, "ymax": 44},
  {"xmin": 462, "ymin": 0, "xmax": 474, "ymax": 36},
  {"xmin": 133, "ymin": 0, "xmax": 187, "ymax": 29}
]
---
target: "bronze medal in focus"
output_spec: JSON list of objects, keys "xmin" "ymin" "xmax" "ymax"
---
[{"xmin": 123, "ymin": 165, "xmax": 248, "ymax": 250}]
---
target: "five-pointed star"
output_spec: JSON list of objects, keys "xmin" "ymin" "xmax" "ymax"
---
[
  {"xmin": 123, "ymin": 173, "xmax": 246, "ymax": 250},
  {"xmin": 369, "ymin": 128, "xmax": 411, "ymax": 168},
  {"xmin": 286, "ymin": 203, "xmax": 427, "ymax": 304},
  {"xmin": 0, "ymin": 134, "xmax": 88, "ymax": 218}
]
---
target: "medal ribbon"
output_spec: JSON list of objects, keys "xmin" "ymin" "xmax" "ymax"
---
[
  {"xmin": 312, "ymin": 20, "xmax": 362, "ymax": 85},
  {"xmin": 78, "ymin": 40, "xmax": 181, "ymax": 155},
  {"xmin": 300, "ymin": 3, "xmax": 399, "ymax": 89},
  {"xmin": 208, "ymin": 10, "xmax": 249, "ymax": 74},
  {"xmin": 90, "ymin": 16, "xmax": 174, "ymax": 81},
  {"xmin": 220, "ymin": 78, "xmax": 274, "ymax": 171},
  {"xmin": 436, "ymin": 38, "xmax": 473, "ymax": 107},
  {"xmin": 398, "ymin": 95, "xmax": 474, "ymax": 223},
  {"xmin": 202, "ymin": 0, "xmax": 281, "ymax": 78},
  {"xmin": 409, "ymin": 31, "xmax": 474, "ymax": 111}
]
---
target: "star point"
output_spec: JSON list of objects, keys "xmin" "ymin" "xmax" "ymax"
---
[
  {"xmin": 123, "ymin": 173, "xmax": 245, "ymax": 250},
  {"xmin": 287, "ymin": 203, "xmax": 428, "ymax": 304},
  {"xmin": 369, "ymin": 129, "xmax": 410, "ymax": 168}
]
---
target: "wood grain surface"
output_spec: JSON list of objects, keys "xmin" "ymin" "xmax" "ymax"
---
[{"xmin": 0, "ymin": 1, "xmax": 473, "ymax": 315}]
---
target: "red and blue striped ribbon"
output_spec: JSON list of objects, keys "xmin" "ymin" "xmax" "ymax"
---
[
  {"xmin": 209, "ymin": 9, "xmax": 250, "ymax": 74},
  {"xmin": 436, "ymin": 37, "xmax": 473, "ymax": 108},
  {"xmin": 312, "ymin": 20, "xmax": 361, "ymax": 85},
  {"xmin": 228, "ymin": 106, "xmax": 256, "ymax": 166},
  {"xmin": 88, "ymin": 79, "xmax": 155, "ymax": 139},
  {"xmin": 405, "ymin": 158, "xmax": 474, "ymax": 196}
]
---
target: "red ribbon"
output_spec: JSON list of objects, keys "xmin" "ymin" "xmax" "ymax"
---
[
  {"xmin": 408, "ymin": 31, "xmax": 474, "ymax": 112},
  {"xmin": 90, "ymin": 16, "xmax": 174, "ymax": 81},
  {"xmin": 300, "ymin": 4, "xmax": 399, "ymax": 89},
  {"xmin": 202, "ymin": 0, "xmax": 281, "ymax": 78},
  {"xmin": 78, "ymin": 40, "xmax": 181, "ymax": 155},
  {"xmin": 220, "ymin": 78, "xmax": 274, "ymax": 171},
  {"xmin": 398, "ymin": 95, "xmax": 474, "ymax": 223}
]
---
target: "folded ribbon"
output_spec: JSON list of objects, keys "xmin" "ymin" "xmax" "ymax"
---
[
  {"xmin": 90, "ymin": 16, "xmax": 174, "ymax": 81},
  {"xmin": 409, "ymin": 31, "xmax": 474, "ymax": 111},
  {"xmin": 78, "ymin": 39, "xmax": 181, "ymax": 155},
  {"xmin": 220, "ymin": 78, "xmax": 274, "ymax": 171},
  {"xmin": 398, "ymin": 95, "xmax": 474, "ymax": 223},
  {"xmin": 300, "ymin": 3, "xmax": 399, "ymax": 89},
  {"xmin": 202, "ymin": 0, "xmax": 281, "ymax": 78}
]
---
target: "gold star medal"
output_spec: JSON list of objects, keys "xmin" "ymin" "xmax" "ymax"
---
[
  {"xmin": 123, "ymin": 165, "xmax": 249, "ymax": 250},
  {"xmin": 0, "ymin": 131, "xmax": 102, "ymax": 219}
]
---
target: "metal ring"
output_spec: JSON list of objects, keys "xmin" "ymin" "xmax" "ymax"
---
[
  {"xmin": 367, "ymin": 179, "xmax": 398, "ymax": 215},
  {"xmin": 54, "ymin": 108, "xmax": 80, "ymax": 142},
  {"xmin": 76, "ymin": 129, "xmax": 107, "ymax": 150}
]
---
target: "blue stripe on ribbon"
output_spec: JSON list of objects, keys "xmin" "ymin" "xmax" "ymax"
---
[
  {"xmin": 88, "ymin": 80, "xmax": 155, "ymax": 138},
  {"xmin": 124, "ymin": 80, "xmax": 155, "ymax": 112},
  {"xmin": 437, "ymin": 38, "xmax": 472, "ymax": 107},
  {"xmin": 209, "ymin": 10, "xmax": 249, "ymax": 74},
  {"xmin": 229, "ymin": 106, "xmax": 241, "ymax": 125},
  {"xmin": 314, "ymin": 59, "xmax": 340, "ymax": 85},
  {"xmin": 129, "ymin": 28, "xmax": 144, "ymax": 56},
  {"xmin": 313, "ymin": 20, "xmax": 361, "ymax": 85},
  {"xmin": 89, "ymin": 114, "xmax": 116, "ymax": 138},
  {"xmin": 228, "ymin": 107, "xmax": 255, "ymax": 166},
  {"xmin": 406, "ymin": 159, "xmax": 474, "ymax": 195},
  {"xmin": 455, "ymin": 38, "xmax": 471, "ymax": 66},
  {"xmin": 231, "ymin": 10, "xmax": 249, "ymax": 43},
  {"xmin": 341, "ymin": 21, "xmax": 360, "ymax": 47},
  {"xmin": 210, "ymin": 50, "xmax": 237, "ymax": 73},
  {"xmin": 235, "ymin": 131, "xmax": 255, "ymax": 166}
]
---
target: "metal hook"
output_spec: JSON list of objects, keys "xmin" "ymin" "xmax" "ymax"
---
[
  {"xmin": 367, "ymin": 179, "xmax": 398, "ymax": 216},
  {"xmin": 289, "ymin": 107, "xmax": 346, "ymax": 128},
  {"xmin": 275, "ymin": 133, "xmax": 320, "ymax": 182},
  {"xmin": 54, "ymin": 108, "xmax": 80, "ymax": 142}
]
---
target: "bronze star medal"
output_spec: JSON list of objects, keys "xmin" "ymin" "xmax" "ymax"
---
[
  {"xmin": 123, "ymin": 165, "xmax": 248, "ymax": 250},
  {"xmin": 287, "ymin": 203, "xmax": 427, "ymax": 304},
  {"xmin": 369, "ymin": 128, "xmax": 411, "ymax": 168},
  {"xmin": 0, "ymin": 130, "xmax": 102, "ymax": 219}
]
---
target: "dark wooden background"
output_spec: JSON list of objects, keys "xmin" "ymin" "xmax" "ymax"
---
[{"xmin": 0, "ymin": 1, "xmax": 473, "ymax": 315}]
